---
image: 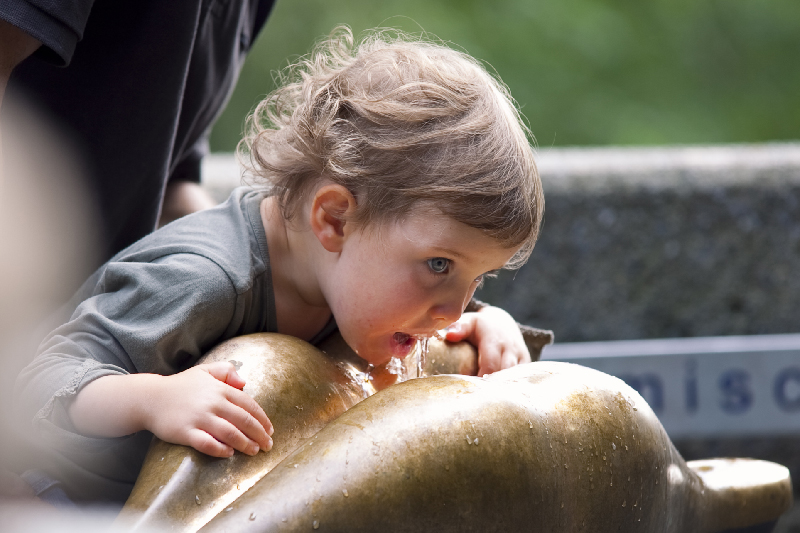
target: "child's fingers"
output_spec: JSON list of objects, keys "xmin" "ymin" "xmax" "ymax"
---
[
  {"xmin": 202, "ymin": 416, "xmax": 263, "ymax": 456},
  {"xmin": 223, "ymin": 387, "xmax": 274, "ymax": 438},
  {"xmin": 216, "ymin": 396, "xmax": 274, "ymax": 451},
  {"xmin": 186, "ymin": 428, "xmax": 234, "ymax": 458},
  {"xmin": 501, "ymin": 348, "xmax": 522, "ymax": 370},
  {"xmin": 477, "ymin": 341, "xmax": 502, "ymax": 376},
  {"xmin": 202, "ymin": 361, "xmax": 246, "ymax": 389},
  {"xmin": 444, "ymin": 315, "xmax": 477, "ymax": 342}
]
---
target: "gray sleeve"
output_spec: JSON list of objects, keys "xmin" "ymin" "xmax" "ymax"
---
[{"xmin": 14, "ymin": 253, "xmax": 238, "ymax": 438}]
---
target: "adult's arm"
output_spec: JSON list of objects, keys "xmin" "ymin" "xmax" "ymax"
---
[
  {"xmin": 159, "ymin": 134, "xmax": 218, "ymax": 227},
  {"xmin": 159, "ymin": 181, "xmax": 217, "ymax": 227}
]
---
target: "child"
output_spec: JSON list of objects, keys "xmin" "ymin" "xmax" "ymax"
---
[{"xmin": 14, "ymin": 27, "xmax": 544, "ymax": 504}]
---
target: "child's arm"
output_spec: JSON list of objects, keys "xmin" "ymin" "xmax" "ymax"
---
[
  {"xmin": 68, "ymin": 361, "xmax": 273, "ymax": 457},
  {"xmin": 444, "ymin": 305, "xmax": 530, "ymax": 376}
]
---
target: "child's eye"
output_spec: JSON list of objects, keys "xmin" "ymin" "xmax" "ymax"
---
[{"xmin": 427, "ymin": 257, "xmax": 450, "ymax": 274}]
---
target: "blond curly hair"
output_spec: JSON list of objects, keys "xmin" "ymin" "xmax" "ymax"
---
[{"xmin": 239, "ymin": 27, "xmax": 543, "ymax": 268}]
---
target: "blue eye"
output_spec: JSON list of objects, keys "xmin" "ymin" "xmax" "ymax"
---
[{"xmin": 427, "ymin": 257, "xmax": 450, "ymax": 274}]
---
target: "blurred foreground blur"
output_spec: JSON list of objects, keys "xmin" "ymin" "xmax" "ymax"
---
[{"xmin": 0, "ymin": 97, "xmax": 161, "ymax": 531}]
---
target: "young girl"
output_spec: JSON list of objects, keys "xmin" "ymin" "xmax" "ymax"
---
[{"xmin": 14, "ymin": 27, "xmax": 544, "ymax": 504}]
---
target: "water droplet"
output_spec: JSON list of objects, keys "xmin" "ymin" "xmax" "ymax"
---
[
  {"xmin": 195, "ymin": 495, "xmax": 201, "ymax": 505},
  {"xmin": 561, "ymin": 502, "xmax": 564, "ymax": 508},
  {"xmin": 625, "ymin": 445, "xmax": 628, "ymax": 451},
  {"xmin": 529, "ymin": 421, "xmax": 533, "ymax": 429},
  {"xmin": 294, "ymin": 464, "xmax": 298, "ymax": 468},
  {"xmin": 622, "ymin": 500, "xmax": 626, "ymax": 507},
  {"xmin": 342, "ymin": 489, "xmax": 349, "ymax": 497},
  {"xmin": 313, "ymin": 520, "xmax": 320, "ymax": 529},
  {"xmin": 225, "ymin": 507, "xmax": 233, "ymax": 512},
  {"xmin": 236, "ymin": 484, "xmax": 240, "ymax": 490},
  {"xmin": 466, "ymin": 435, "xmax": 472, "ymax": 445},
  {"xmin": 603, "ymin": 456, "xmax": 606, "ymax": 461},
  {"xmin": 249, "ymin": 513, "xmax": 256, "ymax": 521},
  {"xmin": 612, "ymin": 443, "xmax": 616, "ymax": 450},
  {"xmin": 474, "ymin": 438, "xmax": 479, "ymax": 445}
]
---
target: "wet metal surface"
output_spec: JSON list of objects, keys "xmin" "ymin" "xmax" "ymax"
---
[
  {"xmin": 116, "ymin": 334, "xmax": 373, "ymax": 531},
  {"xmin": 118, "ymin": 335, "xmax": 791, "ymax": 532},
  {"xmin": 199, "ymin": 361, "xmax": 791, "ymax": 532}
]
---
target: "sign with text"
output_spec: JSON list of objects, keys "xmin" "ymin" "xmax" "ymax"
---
[{"xmin": 541, "ymin": 334, "xmax": 800, "ymax": 439}]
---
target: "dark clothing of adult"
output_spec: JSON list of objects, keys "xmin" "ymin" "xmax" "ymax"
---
[{"xmin": 1, "ymin": 0, "xmax": 274, "ymax": 276}]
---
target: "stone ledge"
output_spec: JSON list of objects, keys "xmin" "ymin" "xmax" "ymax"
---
[
  {"xmin": 537, "ymin": 142, "xmax": 800, "ymax": 192},
  {"xmin": 203, "ymin": 142, "xmax": 800, "ymax": 198}
]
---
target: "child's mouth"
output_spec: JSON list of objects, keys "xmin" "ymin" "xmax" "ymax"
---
[
  {"xmin": 393, "ymin": 332, "xmax": 414, "ymax": 346},
  {"xmin": 391, "ymin": 332, "xmax": 417, "ymax": 357}
]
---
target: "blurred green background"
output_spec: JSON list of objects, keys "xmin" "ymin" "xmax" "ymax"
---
[{"xmin": 210, "ymin": 0, "xmax": 800, "ymax": 152}]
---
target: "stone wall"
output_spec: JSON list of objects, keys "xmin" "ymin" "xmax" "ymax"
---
[
  {"xmin": 202, "ymin": 143, "xmax": 800, "ymax": 343},
  {"xmin": 477, "ymin": 143, "xmax": 800, "ymax": 342}
]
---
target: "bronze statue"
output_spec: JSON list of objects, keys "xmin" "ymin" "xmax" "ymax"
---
[{"xmin": 117, "ymin": 333, "xmax": 791, "ymax": 532}]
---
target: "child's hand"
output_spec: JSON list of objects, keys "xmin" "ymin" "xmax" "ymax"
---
[
  {"xmin": 144, "ymin": 362, "xmax": 274, "ymax": 458},
  {"xmin": 68, "ymin": 362, "xmax": 274, "ymax": 459},
  {"xmin": 444, "ymin": 306, "xmax": 530, "ymax": 376}
]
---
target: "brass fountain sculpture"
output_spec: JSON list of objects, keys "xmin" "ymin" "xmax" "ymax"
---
[{"xmin": 116, "ymin": 329, "xmax": 792, "ymax": 532}]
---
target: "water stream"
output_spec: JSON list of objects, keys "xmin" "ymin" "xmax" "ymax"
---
[{"xmin": 386, "ymin": 335, "xmax": 430, "ymax": 382}]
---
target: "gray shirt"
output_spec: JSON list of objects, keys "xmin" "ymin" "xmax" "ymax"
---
[{"xmin": 14, "ymin": 187, "xmax": 292, "ymax": 503}]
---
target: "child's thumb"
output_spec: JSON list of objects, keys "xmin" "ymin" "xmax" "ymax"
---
[
  {"xmin": 203, "ymin": 361, "xmax": 246, "ymax": 389},
  {"xmin": 443, "ymin": 316, "xmax": 474, "ymax": 342}
]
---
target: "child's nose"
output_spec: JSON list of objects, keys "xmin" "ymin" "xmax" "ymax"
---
[{"xmin": 429, "ymin": 298, "xmax": 466, "ymax": 329}]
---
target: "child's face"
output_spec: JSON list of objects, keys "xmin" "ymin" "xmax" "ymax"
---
[{"xmin": 324, "ymin": 206, "xmax": 519, "ymax": 366}]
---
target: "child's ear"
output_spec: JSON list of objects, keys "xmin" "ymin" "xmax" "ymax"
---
[{"xmin": 309, "ymin": 184, "xmax": 357, "ymax": 253}]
